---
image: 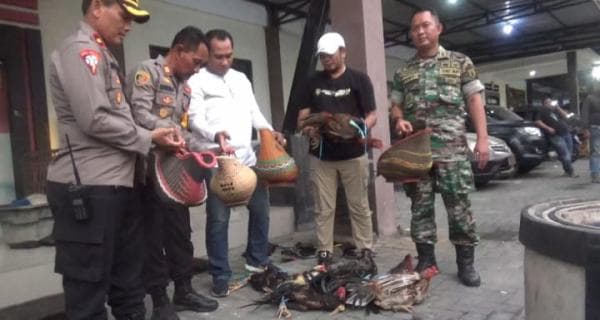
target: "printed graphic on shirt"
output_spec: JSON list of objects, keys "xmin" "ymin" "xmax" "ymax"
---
[
  {"xmin": 315, "ymin": 88, "xmax": 351, "ymax": 97},
  {"xmin": 79, "ymin": 49, "xmax": 101, "ymax": 75}
]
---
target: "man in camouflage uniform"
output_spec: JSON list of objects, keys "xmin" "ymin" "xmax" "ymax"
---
[
  {"xmin": 390, "ymin": 8, "xmax": 489, "ymax": 287},
  {"xmin": 125, "ymin": 26, "xmax": 218, "ymax": 319}
]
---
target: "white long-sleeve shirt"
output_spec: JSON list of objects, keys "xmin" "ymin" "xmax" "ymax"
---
[{"xmin": 188, "ymin": 67, "xmax": 273, "ymax": 166}]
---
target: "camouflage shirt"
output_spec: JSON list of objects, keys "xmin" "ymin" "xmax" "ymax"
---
[{"xmin": 390, "ymin": 46, "xmax": 484, "ymax": 161}]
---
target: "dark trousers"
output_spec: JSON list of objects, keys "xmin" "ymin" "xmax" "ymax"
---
[
  {"xmin": 47, "ymin": 181, "xmax": 145, "ymax": 320},
  {"xmin": 140, "ymin": 182, "xmax": 193, "ymax": 294}
]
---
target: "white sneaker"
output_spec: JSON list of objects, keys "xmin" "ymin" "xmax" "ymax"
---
[{"xmin": 244, "ymin": 264, "xmax": 266, "ymax": 273}]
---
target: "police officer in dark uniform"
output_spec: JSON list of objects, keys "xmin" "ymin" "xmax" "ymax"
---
[
  {"xmin": 125, "ymin": 26, "xmax": 218, "ymax": 319},
  {"xmin": 46, "ymin": 1, "xmax": 184, "ymax": 319}
]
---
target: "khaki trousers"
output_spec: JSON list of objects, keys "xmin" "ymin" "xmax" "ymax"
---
[{"xmin": 309, "ymin": 154, "xmax": 373, "ymax": 252}]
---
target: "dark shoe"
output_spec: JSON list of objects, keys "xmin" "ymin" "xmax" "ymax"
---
[
  {"xmin": 173, "ymin": 282, "xmax": 218, "ymax": 312},
  {"xmin": 150, "ymin": 304, "xmax": 179, "ymax": 320},
  {"xmin": 317, "ymin": 250, "xmax": 333, "ymax": 265},
  {"xmin": 210, "ymin": 279, "xmax": 230, "ymax": 298},
  {"xmin": 456, "ymin": 245, "xmax": 481, "ymax": 287},
  {"xmin": 120, "ymin": 310, "xmax": 146, "ymax": 320},
  {"xmin": 563, "ymin": 172, "xmax": 579, "ymax": 178},
  {"xmin": 415, "ymin": 243, "xmax": 438, "ymax": 272}
]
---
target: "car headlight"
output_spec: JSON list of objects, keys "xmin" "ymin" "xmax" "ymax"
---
[{"xmin": 517, "ymin": 126, "xmax": 542, "ymax": 137}]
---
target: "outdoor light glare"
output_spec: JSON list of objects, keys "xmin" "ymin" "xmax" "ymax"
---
[
  {"xmin": 503, "ymin": 24, "xmax": 513, "ymax": 35},
  {"xmin": 592, "ymin": 65, "xmax": 600, "ymax": 80},
  {"xmin": 529, "ymin": 70, "xmax": 536, "ymax": 77},
  {"xmin": 448, "ymin": 0, "xmax": 457, "ymax": 4}
]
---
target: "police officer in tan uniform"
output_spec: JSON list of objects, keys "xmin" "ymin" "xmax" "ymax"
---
[
  {"xmin": 46, "ymin": 1, "xmax": 184, "ymax": 319},
  {"xmin": 125, "ymin": 26, "xmax": 218, "ymax": 319}
]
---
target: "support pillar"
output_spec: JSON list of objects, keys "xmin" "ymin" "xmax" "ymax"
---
[
  {"xmin": 330, "ymin": 0, "xmax": 396, "ymax": 236},
  {"xmin": 567, "ymin": 51, "xmax": 579, "ymax": 114},
  {"xmin": 264, "ymin": 8, "xmax": 285, "ymax": 130}
]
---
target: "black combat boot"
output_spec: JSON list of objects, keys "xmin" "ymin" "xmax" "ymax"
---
[
  {"xmin": 150, "ymin": 289, "xmax": 179, "ymax": 320},
  {"xmin": 173, "ymin": 280, "xmax": 219, "ymax": 312},
  {"xmin": 415, "ymin": 243, "xmax": 438, "ymax": 272},
  {"xmin": 456, "ymin": 245, "xmax": 481, "ymax": 287}
]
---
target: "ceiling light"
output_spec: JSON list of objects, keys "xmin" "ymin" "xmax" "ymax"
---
[
  {"xmin": 592, "ymin": 66, "xmax": 600, "ymax": 80},
  {"xmin": 529, "ymin": 70, "xmax": 537, "ymax": 77},
  {"xmin": 503, "ymin": 24, "xmax": 513, "ymax": 35},
  {"xmin": 505, "ymin": 1, "xmax": 510, "ymax": 5},
  {"xmin": 448, "ymin": 0, "xmax": 457, "ymax": 4}
]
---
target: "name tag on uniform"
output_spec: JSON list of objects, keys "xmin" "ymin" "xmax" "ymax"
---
[
  {"xmin": 439, "ymin": 61, "xmax": 461, "ymax": 77},
  {"xmin": 159, "ymin": 84, "xmax": 174, "ymax": 92},
  {"xmin": 401, "ymin": 72, "xmax": 419, "ymax": 84}
]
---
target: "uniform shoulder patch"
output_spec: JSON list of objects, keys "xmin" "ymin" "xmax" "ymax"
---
[
  {"xmin": 135, "ymin": 70, "xmax": 151, "ymax": 87},
  {"xmin": 79, "ymin": 49, "xmax": 101, "ymax": 75}
]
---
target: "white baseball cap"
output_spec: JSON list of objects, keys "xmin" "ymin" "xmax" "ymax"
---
[{"xmin": 316, "ymin": 32, "xmax": 345, "ymax": 55}]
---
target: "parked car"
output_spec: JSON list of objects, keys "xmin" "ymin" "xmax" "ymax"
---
[
  {"xmin": 466, "ymin": 133, "xmax": 516, "ymax": 187},
  {"xmin": 467, "ymin": 105, "xmax": 548, "ymax": 173}
]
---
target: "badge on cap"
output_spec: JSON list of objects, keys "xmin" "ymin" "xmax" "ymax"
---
[
  {"xmin": 159, "ymin": 107, "xmax": 172, "ymax": 118},
  {"xmin": 80, "ymin": 49, "xmax": 101, "ymax": 75},
  {"xmin": 135, "ymin": 70, "xmax": 151, "ymax": 86},
  {"xmin": 162, "ymin": 95, "xmax": 174, "ymax": 105}
]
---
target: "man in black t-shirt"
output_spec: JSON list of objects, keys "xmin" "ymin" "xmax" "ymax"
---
[
  {"xmin": 535, "ymin": 97, "xmax": 575, "ymax": 177},
  {"xmin": 297, "ymin": 32, "xmax": 377, "ymax": 264}
]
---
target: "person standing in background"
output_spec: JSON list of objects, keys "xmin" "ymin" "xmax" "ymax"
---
[{"xmin": 581, "ymin": 85, "xmax": 600, "ymax": 183}]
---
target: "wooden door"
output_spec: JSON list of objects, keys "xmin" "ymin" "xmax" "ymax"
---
[{"xmin": 0, "ymin": 25, "xmax": 49, "ymax": 198}]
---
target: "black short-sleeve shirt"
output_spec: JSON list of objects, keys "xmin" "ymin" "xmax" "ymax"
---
[
  {"xmin": 535, "ymin": 107, "xmax": 569, "ymax": 136},
  {"xmin": 299, "ymin": 68, "xmax": 376, "ymax": 161}
]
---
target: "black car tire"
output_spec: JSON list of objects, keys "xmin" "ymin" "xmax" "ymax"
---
[{"xmin": 474, "ymin": 179, "xmax": 491, "ymax": 188}]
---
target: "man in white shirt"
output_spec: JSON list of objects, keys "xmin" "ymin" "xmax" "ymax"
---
[{"xmin": 188, "ymin": 29, "xmax": 285, "ymax": 298}]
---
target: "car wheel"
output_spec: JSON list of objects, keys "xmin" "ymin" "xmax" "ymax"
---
[{"xmin": 474, "ymin": 178, "xmax": 491, "ymax": 188}]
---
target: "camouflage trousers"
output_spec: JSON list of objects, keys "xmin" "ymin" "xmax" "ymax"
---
[{"xmin": 403, "ymin": 160, "xmax": 479, "ymax": 246}]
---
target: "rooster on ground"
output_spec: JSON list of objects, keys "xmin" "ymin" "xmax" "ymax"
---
[{"xmin": 345, "ymin": 254, "xmax": 439, "ymax": 313}]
